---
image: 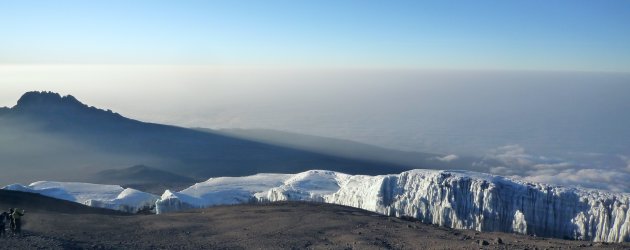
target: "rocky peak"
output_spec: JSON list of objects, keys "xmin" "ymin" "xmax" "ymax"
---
[
  {"xmin": 8, "ymin": 91, "xmax": 124, "ymax": 121},
  {"xmin": 14, "ymin": 91, "xmax": 86, "ymax": 110}
]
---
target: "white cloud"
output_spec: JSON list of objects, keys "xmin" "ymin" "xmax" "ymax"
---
[
  {"xmin": 530, "ymin": 162, "xmax": 573, "ymax": 170},
  {"xmin": 478, "ymin": 145, "xmax": 630, "ymax": 193},
  {"xmin": 484, "ymin": 145, "xmax": 544, "ymax": 168},
  {"xmin": 522, "ymin": 169, "xmax": 630, "ymax": 193},
  {"xmin": 434, "ymin": 154, "xmax": 459, "ymax": 162}
]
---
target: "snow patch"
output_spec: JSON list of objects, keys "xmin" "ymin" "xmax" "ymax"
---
[{"xmin": 2, "ymin": 181, "xmax": 158, "ymax": 213}]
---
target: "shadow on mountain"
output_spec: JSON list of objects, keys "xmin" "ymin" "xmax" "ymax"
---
[
  {"xmin": 214, "ymin": 128, "xmax": 485, "ymax": 172},
  {"xmin": 0, "ymin": 189, "xmax": 125, "ymax": 215},
  {"xmin": 92, "ymin": 165, "xmax": 199, "ymax": 194},
  {"xmin": 0, "ymin": 91, "xmax": 411, "ymax": 186}
]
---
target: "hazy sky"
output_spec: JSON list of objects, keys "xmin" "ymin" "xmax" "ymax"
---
[
  {"xmin": 2, "ymin": 66, "xmax": 629, "ymax": 155},
  {"xmin": 1, "ymin": 0, "xmax": 629, "ymax": 71},
  {"xmin": 1, "ymin": 1, "xmax": 630, "ymax": 191},
  {"xmin": 1, "ymin": 0, "xmax": 629, "ymax": 154},
  {"xmin": 2, "ymin": 66, "xmax": 630, "ymax": 192}
]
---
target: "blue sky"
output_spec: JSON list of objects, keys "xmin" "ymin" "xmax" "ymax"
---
[{"xmin": 1, "ymin": 0, "xmax": 629, "ymax": 71}]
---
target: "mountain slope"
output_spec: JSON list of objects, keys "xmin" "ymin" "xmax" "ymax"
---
[
  {"xmin": 0, "ymin": 189, "xmax": 125, "ymax": 215},
  {"xmin": 215, "ymin": 128, "xmax": 485, "ymax": 171},
  {"xmin": 0, "ymin": 91, "xmax": 409, "ymax": 185},
  {"xmin": 92, "ymin": 165, "xmax": 199, "ymax": 193},
  {"xmin": 94, "ymin": 165, "xmax": 197, "ymax": 184}
]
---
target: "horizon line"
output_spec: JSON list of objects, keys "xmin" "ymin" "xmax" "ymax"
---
[{"xmin": 1, "ymin": 63, "xmax": 629, "ymax": 74}]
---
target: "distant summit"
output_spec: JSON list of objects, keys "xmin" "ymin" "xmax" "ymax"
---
[
  {"xmin": 6, "ymin": 91, "xmax": 122, "ymax": 120},
  {"xmin": 14, "ymin": 91, "xmax": 88, "ymax": 111}
]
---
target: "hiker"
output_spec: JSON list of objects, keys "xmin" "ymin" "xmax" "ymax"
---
[
  {"xmin": 10, "ymin": 208, "xmax": 25, "ymax": 236},
  {"xmin": 7, "ymin": 209, "xmax": 13, "ymax": 236},
  {"xmin": 0, "ymin": 211, "xmax": 8, "ymax": 238}
]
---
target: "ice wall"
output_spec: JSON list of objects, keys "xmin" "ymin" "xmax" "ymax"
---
[{"xmin": 156, "ymin": 169, "xmax": 630, "ymax": 242}]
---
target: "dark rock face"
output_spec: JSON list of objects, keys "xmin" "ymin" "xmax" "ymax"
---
[
  {"xmin": 494, "ymin": 237, "xmax": 504, "ymax": 244},
  {"xmin": 1, "ymin": 92, "xmax": 123, "ymax": 135},
  {"xmin": 16, "ymin": 91, "xmax": 80, "ymax": 107},
  {"xmin": 13, "ymin": 91, "xmax": 87, "ymax": 112},
  {"xmin": 3, "ymin": 91, "xmax": 127, "ymax": 137}
]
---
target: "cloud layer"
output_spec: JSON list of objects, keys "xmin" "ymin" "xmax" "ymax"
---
[{"xmin": 477, "ymin": 145, "xmax": 630, "ymax": 193}]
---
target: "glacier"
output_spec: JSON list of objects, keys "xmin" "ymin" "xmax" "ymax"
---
[
  {"xmin": 3, "ymin": 181, "xmax": 158, "ymax": 213},
  {"xmin": 2, "ymin": 170, "xmax": 628, "ymax": 242},
  {"xmin": 156, "ymin": 169, "xmax": 630, "ymax": 243}
]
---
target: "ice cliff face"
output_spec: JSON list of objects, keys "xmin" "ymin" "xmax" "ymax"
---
[
  {"xmin": 156, "ymin": 169, "xmax": 630, "ymax": 243},
  {"xmin": 3, "ymin": 181, "xmax": 158, "ymax": 213}
]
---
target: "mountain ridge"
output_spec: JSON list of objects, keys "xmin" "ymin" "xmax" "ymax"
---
[
  {"xmin": 6, "ymin": 91, "xmax": 124, "ymax": 119},
  {"xmin": 16, "ymin": 91, "xmax": 85, "ymax": 109},
  {"xmin": 0, "ymin": 91, "xmax": 410, "ymax": 186}
]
